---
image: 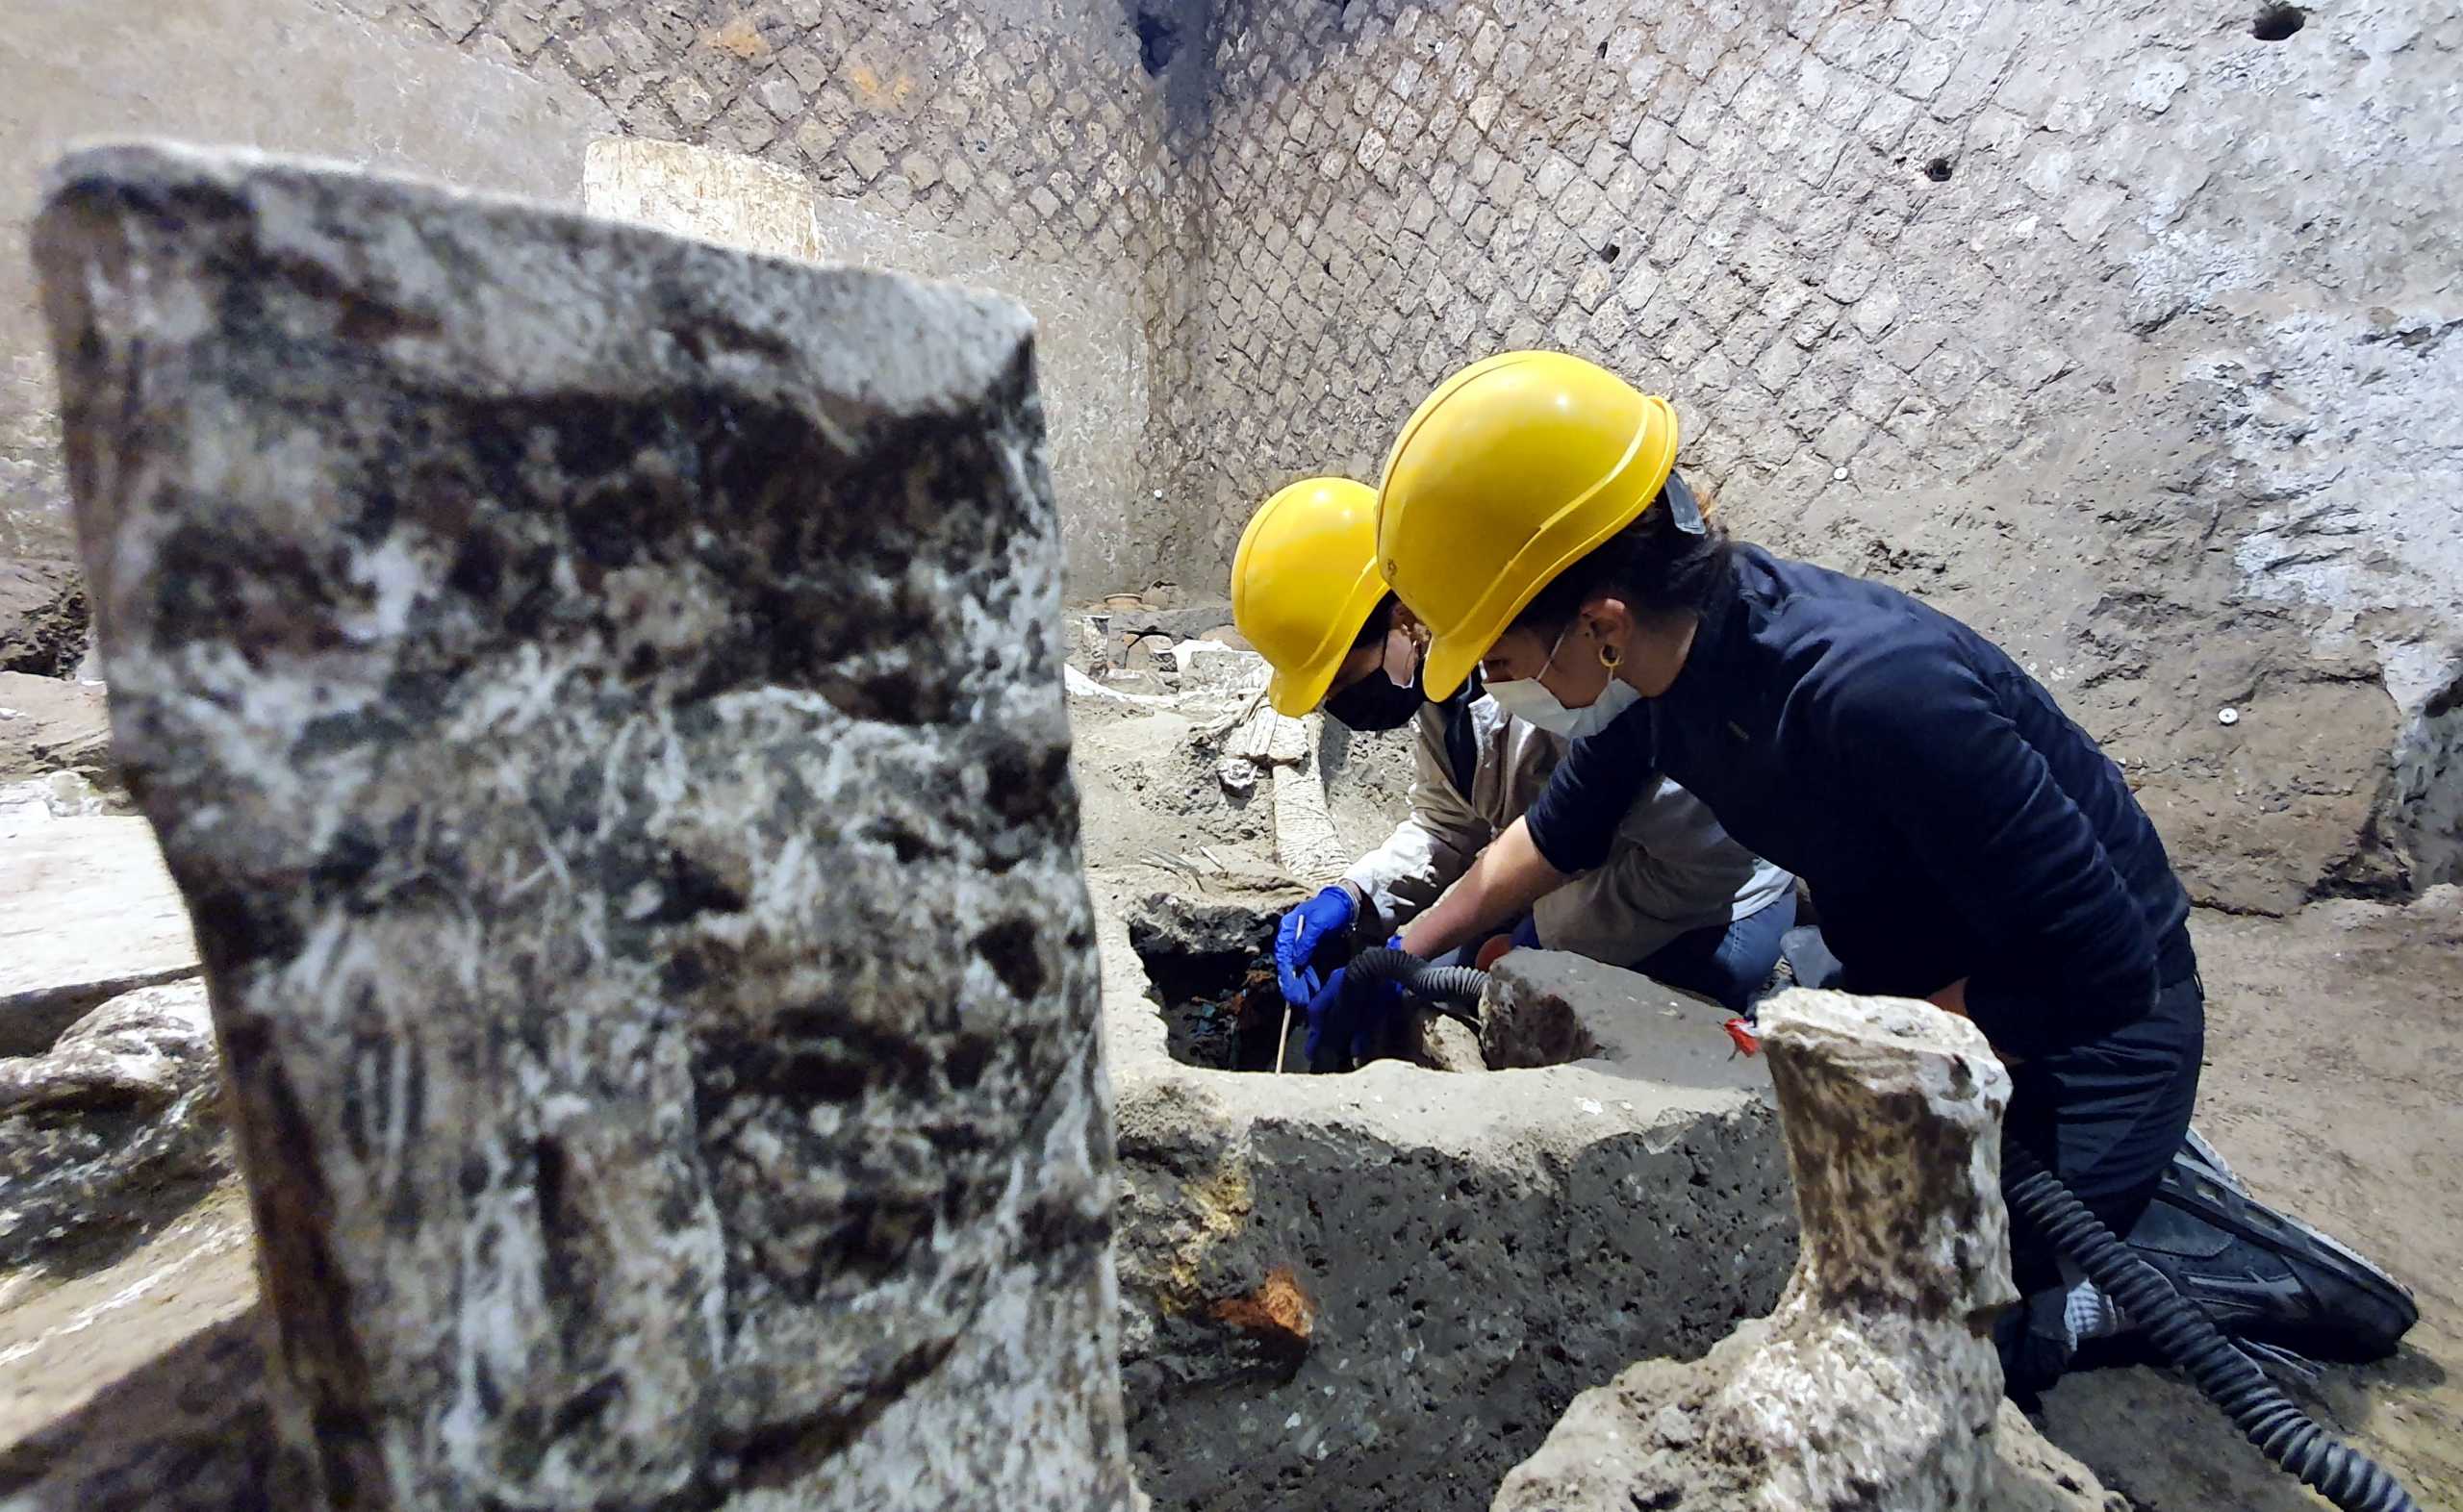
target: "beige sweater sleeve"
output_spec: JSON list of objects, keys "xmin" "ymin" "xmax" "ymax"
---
[{"xmin": 1340, "ymin": 704, "xmax": 1501, "ymax": 937}]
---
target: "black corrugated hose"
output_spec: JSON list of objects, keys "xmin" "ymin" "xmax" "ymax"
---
[
  {"xmin": 2003, "ymin": 1145, "xmax": 2422, "ymax": 1512},
  {"xmin": 1342, "ymin": 947, "xmax": 1486, "ymax": 1026}
]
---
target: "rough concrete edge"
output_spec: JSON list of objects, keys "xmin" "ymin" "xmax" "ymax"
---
[
  {"xmin": 1097, "ymin": 901, "xmax": 1770, "ymax": 1163},
  {"xmin": 35, "ymin": 137, "xmax": 1040, "ymax": 416}
]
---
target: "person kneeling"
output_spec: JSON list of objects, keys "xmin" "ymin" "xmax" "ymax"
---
[{"xmin": 1230, "ymin": 475, "xmax": 1794, "ymax": 1071}]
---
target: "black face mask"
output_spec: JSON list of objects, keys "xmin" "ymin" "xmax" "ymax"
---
[{"xmin": 1324, "ymin": 669, "xmax": 1425, "ymax": 732}]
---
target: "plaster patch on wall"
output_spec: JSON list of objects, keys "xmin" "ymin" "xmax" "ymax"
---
[
  {"xmin": 583, "ymin": 138, "xmax": 822, "ymax": 262},
  {"xmin": 2205, "ymin": 310, "xmax": 2463, "ymax": 713}
]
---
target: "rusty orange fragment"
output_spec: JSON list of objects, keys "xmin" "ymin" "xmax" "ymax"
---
[{"xmin": 1210, "ymin": 1266, "xmax": 1315, "ymax": 1345}]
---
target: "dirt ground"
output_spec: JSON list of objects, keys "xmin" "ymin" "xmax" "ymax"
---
[
  {"xmin": 2037, "ymin": 893, "xmax": 2463, "ymax": 1511},
  {"xmin": 1, "ymin": 688, "xmax": 2454, "ymax": 1512}
]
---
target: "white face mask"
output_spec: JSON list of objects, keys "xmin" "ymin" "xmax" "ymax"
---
[{"xmin": 1483, "ymin": 621, "xmax": 1640, "ymax": 740}]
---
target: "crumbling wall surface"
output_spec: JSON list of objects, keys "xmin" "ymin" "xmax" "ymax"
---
[
  {"xmin": 0, "ymin": 0, "xmax": 617, "ymax": 571},
  {"xmin": 33, "ymin": 141, "xmax": 1130, "ymax": 1509},
  {"xmin": 1189, "ymin": 0, "xmax": 2463, "ymax": 911},
  {"xmin": 2, "ymin": 0, "xmax": 1205, "ymax": 600},
  {"xmin": 1099, "ymin": 927, "xmax": 1796, "ymax": 1512},
  {"xmin": 352, "ymin": 0, "xmax": 1208, "ymax": 595}
]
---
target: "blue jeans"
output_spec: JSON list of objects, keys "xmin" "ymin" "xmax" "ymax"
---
[
  {"xmin": 1627, "ymin": 891, "xmax": 1797, "ymax": 1015},
  {"xmin": 1469, "ymin": 893, "xmax": 1796, "ymax": 1016}
]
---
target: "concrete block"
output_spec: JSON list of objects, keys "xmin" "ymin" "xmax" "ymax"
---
[{"xmin": 1107, "ymin": 932, "xmax": 1791, "ymax": 1512}]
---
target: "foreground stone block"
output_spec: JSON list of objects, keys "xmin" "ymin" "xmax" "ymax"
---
[
  {"xmin": 1494, "ymin": 989, "xmax": 2121, "ymax": 1512},
  {"xmin": 1098, "ymin": 926, "xmax": 1793, "ymax": 1512},
  {"xmin": 35, "ymin": 141, "xmax": 1129, "ymax": 1510}
]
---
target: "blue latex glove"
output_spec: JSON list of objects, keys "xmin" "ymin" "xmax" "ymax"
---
[
  {"xmin": 1305, "ymin": 936, "xmax": 1407, "ymax": 1072},
  {"xmin": 1275, "ymin": 885, "xmax": 1357, "ymax": 1007}
]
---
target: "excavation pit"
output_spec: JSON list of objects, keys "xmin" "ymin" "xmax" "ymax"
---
[
  {"xmin": 1125, "ymin": 893, "xmax": 1300, "ymax": 1071},
  {"xmin": 1125, "ymin": 892, "xmax": 1494, "ymax": 1073},
  {"xmin": 1101, "ymin": 928, "xmax": 1799, "ymax": 1512}
]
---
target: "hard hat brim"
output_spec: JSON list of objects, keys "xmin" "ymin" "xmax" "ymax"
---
[
  {"xmin": 1265, "ymin": 658, "xmax": 1335, "ymax": 718},
  {"xmin": 1418, "ymin": 635, "xmax": 1483, "ymax": 705},
  {"xmin": 1263, "ymin": 558, "xmax": 1386, "ymax": 718}
]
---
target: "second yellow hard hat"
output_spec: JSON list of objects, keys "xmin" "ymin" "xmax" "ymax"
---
[{"xmin": 1231, "ymin": 475, "xmax": 1386, "ymax": 718}]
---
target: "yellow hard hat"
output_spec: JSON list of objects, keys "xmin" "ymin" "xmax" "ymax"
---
[
  {"xmin": 1232, "ymin": 476, "xmax": 1386, "ymax": 717},
  {"xmin": 1376, "ymin": 351, "xmax": 1681, "ymax": 700}
]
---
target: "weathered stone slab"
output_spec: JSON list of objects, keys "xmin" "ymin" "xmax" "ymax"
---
[
  {"xmin": 1493, "ymin": 989, "xmax": 2121, "ymax": 1512},
  {"xmin": 0, "ymin": 817, "xmax": 198, "ymax": 1057},
  {"xmin": 35, "ymin": 140, "xmax": 1129, "ymax": 1510}
]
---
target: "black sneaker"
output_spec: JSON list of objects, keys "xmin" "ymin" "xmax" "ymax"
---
[{"xmin": 2126, "ymin": 1149, "xmax": 2419, "ymax": 1363}]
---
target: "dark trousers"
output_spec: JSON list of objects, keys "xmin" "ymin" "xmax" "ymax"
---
[
  {"xmin": 1998, "ymin": 942, "xmax": 2204, "ymax": 1298},
  {"xmin": 1992, "ymin": 927, "xmax": 2204, "ymax": 1401}
]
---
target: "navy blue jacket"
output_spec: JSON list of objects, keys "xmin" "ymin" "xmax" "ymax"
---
[{"xmin": 1526, "ymin": 545, "xmax": 2191, "ymax": 1058}]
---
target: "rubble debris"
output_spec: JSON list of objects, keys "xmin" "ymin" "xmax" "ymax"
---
[
  {"xmin": 1492, "ymin": 988, "xmax": 2124, "ymax": 1512},
  {"xmin": 0, "ymin": 981, "xmax": 229, "ymax": 1272},
  {"xmin": 0, "ymin": 770, "xmax": 125, "ymax": 825},
  {"xmin": 0, "ymin": 560, "xmax": 87, "ymax": 679},
  {"xmin": 34, "ymin": 141, "xmax": 1131, "ymax": 1509}
]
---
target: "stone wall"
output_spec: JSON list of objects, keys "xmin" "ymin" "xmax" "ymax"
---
[
  {"xmin": 6, "ymin": 0, "xmax": 2456, "ymax": 901},
  {"xmin": 358, "ymin": 0, "xmax": 1208, "ymax": 595},
  {"xmin": 0, "ymin": 0, "xmax": 615, "ymax": 567},
  {"xmin": 1188, "ymin": 0, "xmax": 2463, "ymax": 911},
  {"xmin": 1, "ymin": 0, "xmax": 1205, "ymax": 596}
]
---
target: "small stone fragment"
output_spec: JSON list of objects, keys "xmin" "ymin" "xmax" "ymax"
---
[{"xmin": 0, "ymin": 981, "xmax": 229, "ymax": 1271}]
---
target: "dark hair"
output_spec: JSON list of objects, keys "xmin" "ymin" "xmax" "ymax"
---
[
  {"xmin": 1353, "ymin": 592, "xmax": 1397, "ymax": 648},
  {"xmin": 1510, "ymin": 472, "xmax": 1734, "ymax": 635}
]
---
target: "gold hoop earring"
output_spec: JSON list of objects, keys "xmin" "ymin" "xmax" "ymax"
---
[{"xmin": 1599, "ymin": 643, "xmax": 1623, "ymax": 670}]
